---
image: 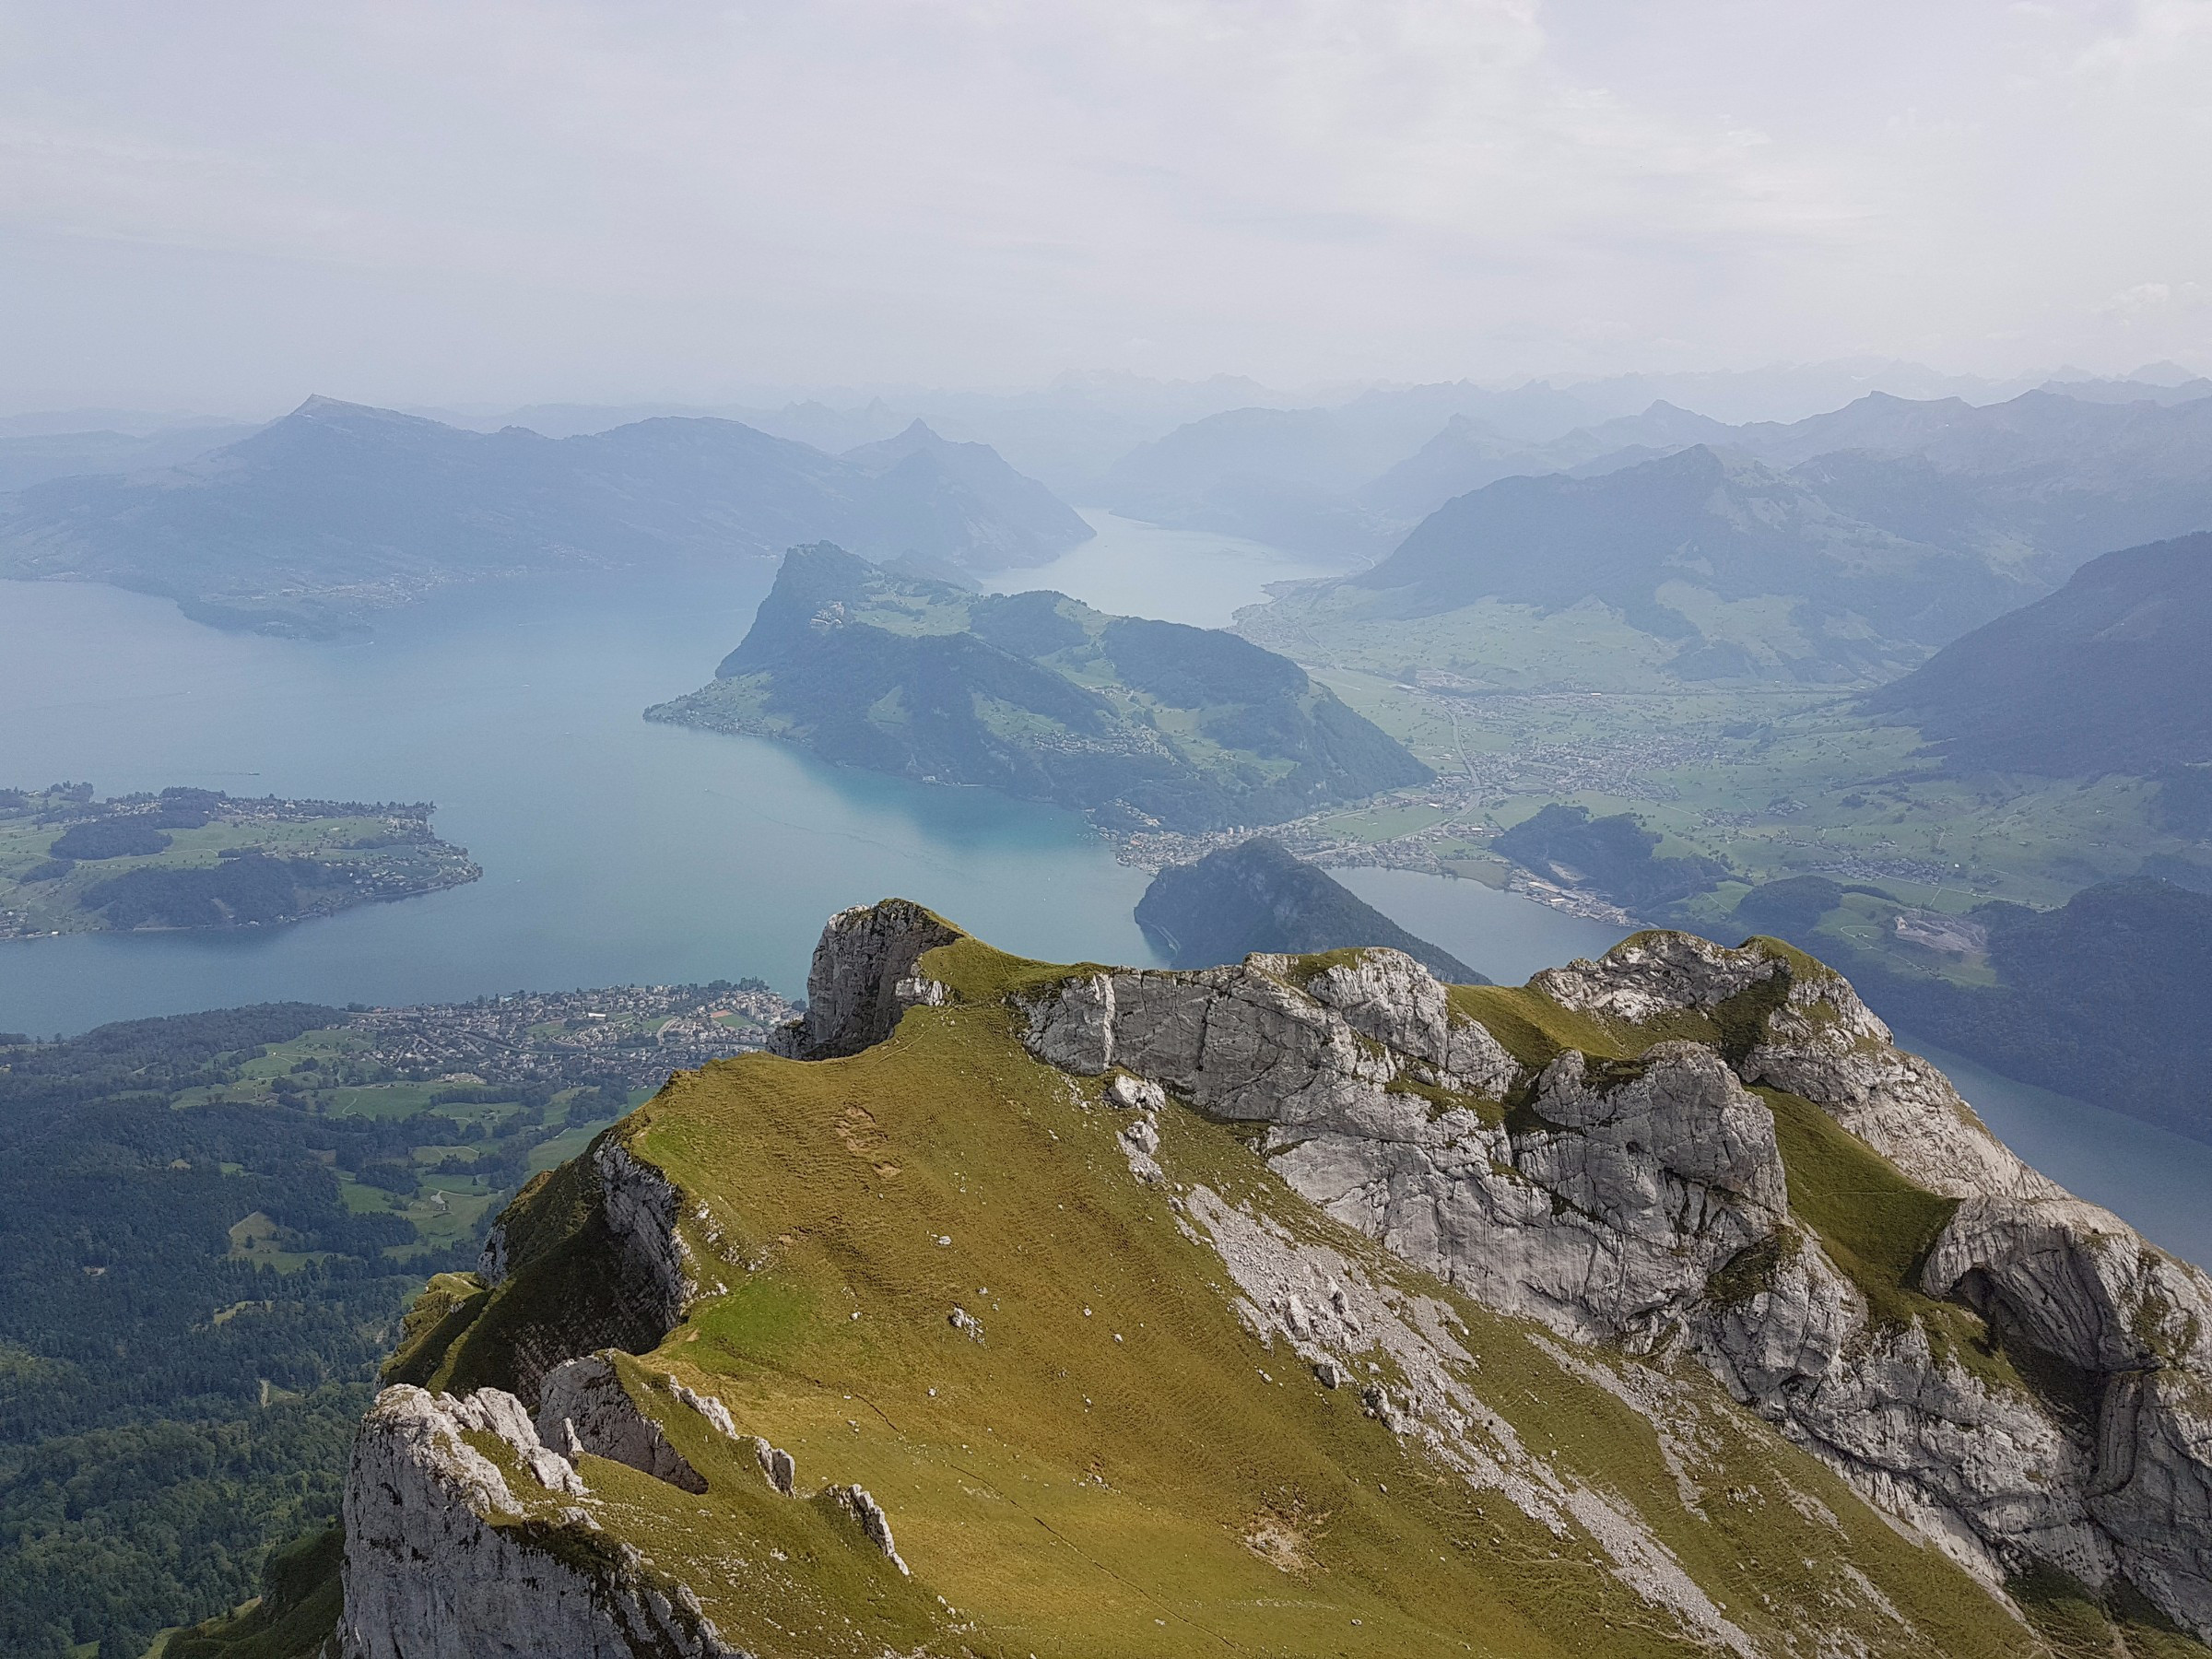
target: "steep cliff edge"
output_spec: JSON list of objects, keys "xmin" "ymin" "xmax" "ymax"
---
[{"xmin": 330, "ymin": 902, "xmax": 2212, "ymax": 1657}]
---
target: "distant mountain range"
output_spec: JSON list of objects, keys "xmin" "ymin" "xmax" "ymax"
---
[
  {"xmin": 1336, "ymin": 445, "xmax": 2042, "ymax": 681},
  {"xmin": 0, "ymin": 421, "xmax": 264, "ymax": 492},
  {"xmin": 1241, "ymin": 386, "xmax": 2212, "ymax": 686},
  {"xmin": 1095, "ymin": 407, "xmax": 1408, "ymax": 559},
  {"xmin": 645, "ymin": 543, "xmax": 1428, "ymax": 832},
  {"xmin": 0, "ymin": 398, "xmax": 1091, "ymax": 635},
  {"xmin": 1116, "ymin": 376, "xmax": 2212, "ymax": 580},
  {"xmin": 1863, "ymin": 530, "xmax": 2212, "ymax": 778}
]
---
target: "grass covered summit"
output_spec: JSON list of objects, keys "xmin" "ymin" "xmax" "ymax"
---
[{"xmin": 647, "ymin": 543, "xmax": 1429, "ymax": 831}]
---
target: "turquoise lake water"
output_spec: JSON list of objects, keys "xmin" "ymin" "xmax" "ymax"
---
[
  {"xmin": 3, "ymin": 534, "xmax": 2205, "ymax": 1267},
  {"xmin": 0, "ymin": 514, "xmax": 1350, "ymax": 1034},
  {"xmin": 0, "ymin": 568, "xmax": 1163, "ymax": 1030}
]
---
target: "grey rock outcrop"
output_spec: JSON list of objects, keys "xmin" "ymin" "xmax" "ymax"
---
[
  {"xmin": 770, "ymin": 897, "xmax": 959, "ymax": 1059},
  {"xmin": 339, "ymin": 1385, "xmax": 738, "ymax": 1659},
  {"xmin": 471, "ymin": 1136, "xmax": 699, "ymax": 1405},
  {"xmin": 828, "ymin": 1484, "xmax": 909, "ymax": 1575},
  {"xmin": 754, "ymin": 1439, "xmax": 796, "ymax": 1494},
  {"xmin": 996, "ymin": 925, "xmax": 2212, "ymax": 1636},
  {"xmin": 1018, "ymin": 949, "xmax": 1772, "ymax": 1339},
  {"xmin": 1924, "ymin": 1194, "xmax": 2212, "ymax": 1630},
  {"xmin": 588, "ymin": 1140, "xmax": 697, "ymax": 1332},
  {"xmin": 536, "ymin": 1353, "xmax": 709, "ymax": 1494}
]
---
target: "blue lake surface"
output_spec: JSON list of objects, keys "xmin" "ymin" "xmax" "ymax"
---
[
  {"xmin": 0, "ymin": 516, "xmax": 1359, "ymax": 1035},
  {"xmin": 1329, "ymin": 865, "xmax": 1633, "ymax": 986},
  {"xmin": 0, "ymin": 568, "xmax": 1165, "ymax": 1030},
  {"xmin": 2, "ymin": 544, "xmax": 2204, "ymax": 1270},
  {"xmin": 984, "ymin": 509, "xmax": 1345, "ymax": 629}
]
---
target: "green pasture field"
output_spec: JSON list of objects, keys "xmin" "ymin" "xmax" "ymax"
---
[{"xmin": 1314, "ymin": 666, "xmax": 2197, "ymax": 929}]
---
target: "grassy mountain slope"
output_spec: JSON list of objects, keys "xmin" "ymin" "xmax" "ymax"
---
[
  {"xmin": 385, "ymin": 926, "xmax": 2057, "ymax": 1659},
  {"xmin": 646, "ymin": 543, "xmax": 1429, "ymax": 831},
  {"xmin": 0, "ymin": 981, "xmax": 783, "ymax": 1659},
  {"xmin": 1863, "ymin": 531, "xmax": 2212, "ymax": 778},
  {"xmin": 1341, "ymin": 445, "xmax": 2031, "ymax": 681}
]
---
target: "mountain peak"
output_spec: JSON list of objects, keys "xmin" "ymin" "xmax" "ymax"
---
[{"xmin": 279, "ymin": 395, "xmax": 462, "ymax": 439}]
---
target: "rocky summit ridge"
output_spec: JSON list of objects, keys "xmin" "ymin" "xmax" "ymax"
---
[{"xmin": 315, "ymin": 901, "xmax": 2212, "ymax": 1657}]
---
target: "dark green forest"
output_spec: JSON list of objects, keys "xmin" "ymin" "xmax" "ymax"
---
[{"xmin": 0, "ymin": 1004, "xmax": 632, "ymax": 1658}]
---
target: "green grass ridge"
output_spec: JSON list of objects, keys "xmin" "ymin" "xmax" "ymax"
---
[{"xmin": 368, "ymin": 926, "xmax": 2152, "ymax": 1657}]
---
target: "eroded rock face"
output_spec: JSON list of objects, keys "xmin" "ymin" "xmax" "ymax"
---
[
  {"xmin": 536, "ymin": 1353, "xmax": 708, "ymax": 1494},
  {"xmin": 1000, "ymin": 927, "xmax": 2212, "ymax": 1637},
  {"xmin": 338, "ymin": 1386, "xmax": 736, "ymax": 1659},
  {"xmin": 472, "ymin": 1136, "xmax": 699, "ymax": 1406},
  {"xmin": 771, "ymin": 897, "xmax": 960, "ymax": 1059},
  {"xmin": 590, "ymin": 1140, "xmax": 697, "ymax": 1334},
  {"xmin": 1925, "ymin": 1194, "xmax": 2212, "ymax": 1631},
  {"xmin": 1018, "ymin": 953, "xmax": 1782, "ymax": 1341}
]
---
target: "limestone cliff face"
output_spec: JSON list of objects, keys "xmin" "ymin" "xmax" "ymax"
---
[
  {"xmin": 769, "ymin": 897, "xmax": 959, "ymax": 1061},
  {"xmin": 1011, "ymin": 930, "xmax": 2212, "ymax": 1636},
  {"xmin": 338, "ymin": 1385, "xmax": 737, "ymax": 1659},
  {"xmin": 331, "ymin": 904, "xmax": 2212, "ymax": 1654}
]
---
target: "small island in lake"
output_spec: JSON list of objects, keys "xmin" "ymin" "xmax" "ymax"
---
[{"xmin": 0, "ymin": 783, "xmax": 479, "ymax": 937}]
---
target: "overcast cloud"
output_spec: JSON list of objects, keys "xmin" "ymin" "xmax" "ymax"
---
[{"xmin": 2, "ymin": 0, "xmax": 2207, "ymax": 411}]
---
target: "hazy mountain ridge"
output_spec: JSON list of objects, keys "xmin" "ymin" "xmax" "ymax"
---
[
  {"xmin": 0, "ymin": 397, "xmax": 1091, "ymax": 635},
  {"xmin": 1863, "ymin": 530, "xmax": 2212, "ymax": 777},
  {"xmin": 261, "ymin": 900, "xmax": 2212, "ymax": 1656},
  {"xmin": 1240, "ymin": 384, "xmax": 2212, "ymax": 688},
  {"xmin": 1134, "ymin": 836, "xmax": 1484, "ymax": 982},
  {"xmin": 1340, "ymin": 444, "xmax": 2038, "ymax": 680},
  {"xmin": 1080, "ymin": 371, "xmax": 2212, "ymax": 562},
  {"xmin": 0, "ymin": 421, "xmax": 265, "ymax": 492},
  {"xmin": 645, "ymin": 544, "xmax": 1428, "ymax": 832}
]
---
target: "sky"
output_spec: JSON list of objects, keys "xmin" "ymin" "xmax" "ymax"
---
[{"xmin": 2, "ymin": 0, "xmax": 2208, "ymax": 413}]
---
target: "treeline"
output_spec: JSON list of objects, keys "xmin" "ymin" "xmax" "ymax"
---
[
  {"xmin": 0, "ymin": 1004, "xmax": 340, "ymax": 1103},
  {"xmin": 0, "ymin": 1393, "xmax": 362, "ymax": 1659}
]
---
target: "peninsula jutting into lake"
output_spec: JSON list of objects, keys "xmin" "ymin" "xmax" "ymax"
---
[{"xmin": 0, "ymin": 784, "xmax": 478, "ymax": 938}]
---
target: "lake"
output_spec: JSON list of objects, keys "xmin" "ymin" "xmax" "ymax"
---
[
  {"xmin": 3, "ymin": 543, "xmax": 2202, "ymax": 1269},
  {"xmin": 0, "ymin": 568, "xmax": 1162, "ymax": 1031},
  {"xmin": 0, "ymin": 515, "xmax": 1345, "ymax": 1036},
  {"xmin": 982, "ymin": 509, "xmax": 1347, "ymax": 629}
]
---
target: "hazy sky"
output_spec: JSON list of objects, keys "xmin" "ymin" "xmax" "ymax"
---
[{"xmin": 3, "ymin": 0, "xmax": 2207, "ymax": 411}]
